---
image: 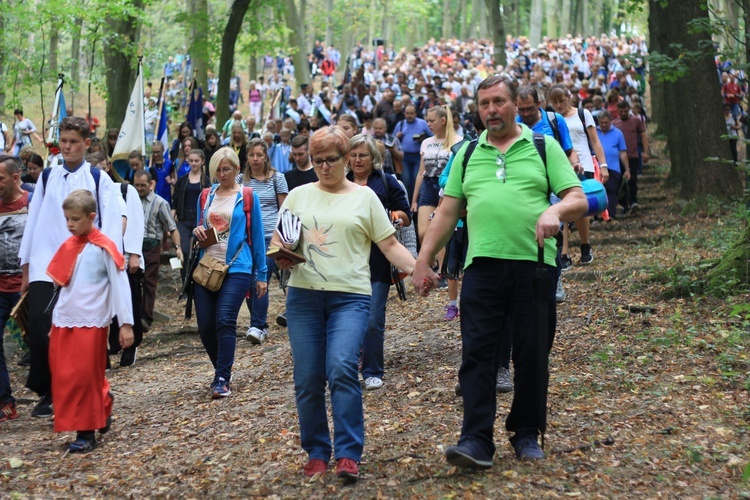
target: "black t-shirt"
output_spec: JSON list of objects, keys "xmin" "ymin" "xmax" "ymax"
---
[
  {"xmin": 183, "ymin": 180, "xmax": 202, "ymax": 216},
  {"xmin": 284, "ymin": 168, "xmax": 317, "ymax": 192}
]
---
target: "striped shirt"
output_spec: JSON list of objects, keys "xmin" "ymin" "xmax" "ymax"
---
[
  {"xmin": 140, "ymin": 191, "xmax": 176, "ymax": 240},
  {"xmin": 243, "ymin": 172, "xmax": 289, "ymax": 240}
]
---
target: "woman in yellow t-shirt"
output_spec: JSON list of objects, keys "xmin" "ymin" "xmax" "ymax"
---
[{"xmin": 271, "ymin": 126, "xmax": 415, "ymax": 483}]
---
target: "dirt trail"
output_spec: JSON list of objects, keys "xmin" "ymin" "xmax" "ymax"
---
[{"xmin": 2, "ymin": 159, "xmax": 749, "ymax": 498}]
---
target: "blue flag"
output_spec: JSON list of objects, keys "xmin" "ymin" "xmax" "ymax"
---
[
  {"xmin": 187, "ymin": 84, "xmax": 204, "ymax": 140},
  {"xmin": 156, "ymin": 101, "xmax": 169, "ymax": 159}
]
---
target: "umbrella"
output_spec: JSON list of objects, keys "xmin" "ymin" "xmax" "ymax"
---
[{"xmin": 534, "ymin": 243, "xmax": 551, "ymax": 450}]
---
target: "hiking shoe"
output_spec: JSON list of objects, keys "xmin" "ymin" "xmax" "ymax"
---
[
  {"xmin": 303, "ymin": 458, "xmax": 328, "ymax": 477},
  {"xmin": 211, "ymin": 377, "xmax": 231, "ymax": 399},
  {"xmin": 364, "ymin": 377, "xmax": 383, "ymax": 390},
  {"xmin": 444, "ymin": 304, "xmax": 459, "ymax": 321},
  {"xmin": 31, "ymin": 394, "xmax": 53, "ymax": 418},
  {"xmin": 560, "ymin": 254, "xmax": 573, "ymax": 271},
  {"xmin": 0, "ymin": 401, "xmax": 18, "ymax": 422},
  {"xmin": 68, "ymin": 432, "xmax": 97, "ymax": 454},
  {"xmin": 628, "ymin": 202, "xmax": 639, "ymax": 215},
  {"xmin": 437, "ymin": 277, "xmax": 449, "ymax": 290},
  {"xmin": 120, "ymin": 346, "xmax": 137, "ymax": 367},
  {"xmin": 245, "ymin": 327, "xmax": 267, "ymax": 345},
  {"xmin": 579, "ymin": 244, "xmax": 593, "ymax": 265},
  {"xmin": 17, "ymin": 352, "xmax": 30, "ymax": 367},
  {"xmin": 336, "ymin": 458, "xmax": 359, "ymax": 484},
  {"xmin": 496, "ymin": 367, "xmax": 513, "ymax": 393},
  {"xmin": 455, "ymin": 384, "xmax": 462, "ymax": 397},
  {"xmin": 276, "ymin": 312, "xmax": 287, "ymax": 327},
  {"xmin": 555, "ymin": 278, "xmax": 566, "ymax": 303},
  {"xmin": 512, "ymin": 435, "xmax": 544, "ymax": 460},
  {"xmin": 445, "ymin": 444, "xmax": 493, "ymax": 469}
]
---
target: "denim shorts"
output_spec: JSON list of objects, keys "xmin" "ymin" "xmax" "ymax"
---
[{"xmin": 418, "ymin": 177, "xmax": 440, "ymax": 208}]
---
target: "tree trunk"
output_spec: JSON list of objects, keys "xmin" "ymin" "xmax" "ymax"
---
[
  {"xmin": 560, "ymin": 0, "xmax": 571, "ymax": 35},
  {"xmin": 530, "ymin": 0, "xmax": 544, "ymax": 46},
  {"xmin": 591, "ymin": 0, "xmax": 602, "ymax": 36},
  {"xmin": 283, "ymin": 0, "xmax": 310, "ymax": 90},
  {"xmin": 442, "ymin": 0, "xmax": 452, "ymax": 39},
  {"xmin": 70, "ymin": 17, "xmax": 84, "ymax": 113},
  {"xmin": 705, "ymin": 223, "xmax": 750, "ymax": 295},
  {"xmin": 188, "ymin": 0, "xmax": 209, "ymax": 89},
  {"xmin": 743, "ymin": 0, "xmax": 750, "ymax": 164},
  {"xmin": 484, "ymin": 0, "xmax": 506, "ymax": 67},
  {"xmin": 103, "ymin": 0, "xmax": 143, "ymax": 129},
  {"xmin": 471, "ymin": 0, "xmax": 482, "ymax": 38},
  {"xmin": 545, "ymin": 0, "xmax": 558, "ymax": 39},
  {"xmin": 647, "ymin": 0, "xmax": 668, "ymax": 137},
  {"xmin": 655, "ymin": 0, "xmax": 743, "ymax": 199},
  {"xmin": 215, "ymin": 0, "xmax": 251, "ymax": 129},
  {"xmin": 249, "ymin": 54, "xmax": 258, "ymax": 81},
  {"xmin": 49, "ymin": 27, "xmax": 59, "ymax": 76}
]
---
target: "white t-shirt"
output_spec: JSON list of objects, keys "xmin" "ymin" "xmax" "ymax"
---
[
  {"xmin": 421, "ymin": 135, "xmax": 462, "ymax": 178},
  {"xmin": 14, "ymin": 118, "xmax": 36, "ymax": 146},
  {"xmin": 0, "ymin": 122, "xmax": 7, "ymax": 151},
  {"xmin": 562, "ymin": 108, "xmax": 596, "ymax": 173}
]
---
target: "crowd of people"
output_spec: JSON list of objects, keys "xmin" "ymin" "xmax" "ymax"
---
[{"xmin": 0, "ymin": 32, "xmax": 661, "ymax": 484}]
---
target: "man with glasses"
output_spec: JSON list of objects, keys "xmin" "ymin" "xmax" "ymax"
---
[{"xmin": 147, "ymin": 141, "xmax": 175, "ymax": 204}]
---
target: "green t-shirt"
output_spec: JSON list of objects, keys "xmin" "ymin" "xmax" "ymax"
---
[
  {"xmin": 444, "ymin": 124, "xmax": 580, "ymax": 267},
  {"xmin": 283, "ymin": 183, "xmax": 395, "ymax": 295}
]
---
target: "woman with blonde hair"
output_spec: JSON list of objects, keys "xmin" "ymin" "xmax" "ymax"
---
[
  {"xmin": 191, "ymin": 147, "xmax": 267, "ymax": 398},
  {"xmin": 411, "ymin": 105, "xmax": 461, "ymax": 287}
]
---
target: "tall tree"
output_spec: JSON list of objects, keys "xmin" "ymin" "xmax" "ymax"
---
[
  {"xmin": 103, "ymin": 0, "xmax": 143, "ymax": 128},
  {"xmin": 187, "ymin": 0, "xmax": 210, "ymax": 89},
  {"xmin": 650, "ymin": 0, "xmax": 743, "ymax": 198},
  {"xmin": 545, "ymin": 0, "xmax": 559, "ymax": 39},
  {"xmin": 215, "ymin": 0, "xmax": 251, "ymax": 129},
  {"xmin": 529, "ymin": 0, "xmax": 544, "ymax": 46},
  {"xmin": 560, "ymin": 0, "xmax": 571, "ymax": 34},
  {"xmin": 283, "ymin": 0, "xmax": 310, "ymax": 89},
  {"xmin": 69, "ymin": 17, "xmax": 84, "ymax": 113},
  {"xmin": 484, "ymin": 0, "xmax": 506, "ymax": 67},
  {"xmin": 442, "ymin": 0, "xmax": 452, "ymax": 39}
]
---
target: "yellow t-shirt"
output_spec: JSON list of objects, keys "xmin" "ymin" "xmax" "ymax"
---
[{"xmin": 284, "ymin": 183, "xmax": 395, "ymax": 295}]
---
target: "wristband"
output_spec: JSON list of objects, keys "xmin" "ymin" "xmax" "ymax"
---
[{"xmin": 600, "ymin": 164, "xmax": 608, "ymax": 169}]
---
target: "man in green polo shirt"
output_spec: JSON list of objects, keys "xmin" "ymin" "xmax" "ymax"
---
[{"xmin": 413, "ymin": 76, "xmax": 587, "ymax": 466}]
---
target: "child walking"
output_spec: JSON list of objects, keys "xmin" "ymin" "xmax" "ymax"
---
[{"xmin": 46, "ymin": 190, "xmax": 134, "ymax": 453}]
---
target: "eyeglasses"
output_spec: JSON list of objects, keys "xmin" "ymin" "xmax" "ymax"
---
[
  {"xmin": 311, "ymin": 155, "xmax": 343, "ymax": 167},
  {"xmin": 216, "ymin": 167, "xmax": 235, "ymax": 175},
  {"xmin": 517, "ymin": 106, "xmax": 537, "ymax": 114},
  {"xmin": 349, "ymin": 153, "xmax": 370, "ymax": 161}
]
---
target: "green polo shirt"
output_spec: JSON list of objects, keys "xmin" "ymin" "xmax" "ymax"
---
[{"xmin": 444, "ymin": 124, "xmax": 580, "ymax": 267}]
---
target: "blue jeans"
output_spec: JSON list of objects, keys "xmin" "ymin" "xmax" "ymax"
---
[
  {"xmin": 361, "ymin": 281, "xmax": 391, "ymax": 380},
  {"xmin": 286, "ymin": 287, "xmax": 371, "ymax": 462},
  {"xmin": 401, "ymin": 152, "xmax": 421, "ymax": 204},
  {"xmin": 194, "ymin": 272, "xmax": 252, "ymax": 382},
  {"xmin": 0, "ymin": 292, "xmax": 19, "ymax": 404},
  {"xmin": 246, "ymin": 237, "xmax": 275, "ymax": 330}
]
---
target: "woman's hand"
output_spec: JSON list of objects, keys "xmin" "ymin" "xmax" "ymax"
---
[
  {"xmin": 119, "ymin": 324, "xmax": 135, "ymax": 349},
  {"xmin": 255, "ymin": 280, "xmax": 268, "ymax": 298},
  {"xmin": 193, "ymin": 226, "xmax": 207, "ymax": 242}
]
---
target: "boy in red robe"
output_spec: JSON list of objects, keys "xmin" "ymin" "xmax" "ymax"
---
[{"xmin": 46, "ymin": 189, "xmax": 134, "ymax": 453}]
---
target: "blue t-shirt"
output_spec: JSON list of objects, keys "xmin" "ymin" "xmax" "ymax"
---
[
  {"xmin": 394, "ymin": 118, "xmax": 432, "ymax": 154},
  {"xmin": 515, "ymin": 110, "xmax": 573, "ymax": 153},
  {"xmin": 596, "ymin": 126, "xmax": 627, "ymax": 173},
  {"xmin": 148, "ymin": 159, "xmax": 175, "ymax": 204}
]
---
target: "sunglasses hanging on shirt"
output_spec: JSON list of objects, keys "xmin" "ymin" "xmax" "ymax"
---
[{"xmin": 496, "ymin": 154, "xmax": 506, "ymax": 183}]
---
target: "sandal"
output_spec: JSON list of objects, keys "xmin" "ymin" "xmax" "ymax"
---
[{"xmin": 68, "ymin": 437, "xmax": 97, "ymax": 453}]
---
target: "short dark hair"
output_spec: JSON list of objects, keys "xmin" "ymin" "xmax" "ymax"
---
[
  {"xmin": 617, "ymin": 100, "xmax": 631, "ymax": 110},
  {"xmin": 291, "ymin": 134, "xmax": 309, "ymax": 149},
  {"xmin": 13, "ymin": 109, "xmax": 23, "ymax": 116},
  {"xmin": 516, "ymin": 85, "xmax": 540, "ymax": 104},
  {"xmin": 476, "ymin": 75, "xmax": 517, "ymax": 102},
  {"xmin": 133, "ymin": 169, "xmax": 152, "ymax": 183},
  {"xmin": 0, "ymin": 155, "xmax": 21, "ymax": 175},
  {"xmin": 28, "ymin": 154, "xmax": 44, "ymax": 168},
  {"xmin": 59, "ymin": 117, "xmax": 90, "ymax": 140}
]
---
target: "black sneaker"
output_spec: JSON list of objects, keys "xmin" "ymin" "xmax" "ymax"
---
[
  {"xmin": 437, "ymin": 277, "xmax": 449, "ymax": 290},
  {"xmin": 560, "ymin": 254, "xmax": 573, "ymax": 271},
  {"xmin": 580, "ymin": 244, "xmax": 593, "ymax": 265},
  {"xmin": 31, "ymin": 394, "xmax": 53, "ymax": 418},
  {"xmin": 512, "ymin": 435, "xmax": 544, "ymax": 460},
  {"xmin": 17, "ymin": 352, "xmax": 30, "ymax": 367},
  {"xmin": 445, "ymin": 443, "xmax": 493, "ymax": 469},
  {"xmin": 276, "ymin": 312, "xmax": 287, "ymax": 327},
  {"xmin": 120, "ymin": 347, "xmax": 137, "ymax": 367}
]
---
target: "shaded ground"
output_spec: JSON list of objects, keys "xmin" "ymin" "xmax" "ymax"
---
[{"xmin": 2, "ymin": 154, "xmax": 749, "ymax": 498}]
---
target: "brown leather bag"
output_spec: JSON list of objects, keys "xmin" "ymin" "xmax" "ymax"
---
[{"xmin": 192, "ymin": 253, "xmax": 229, "ymax": 292}]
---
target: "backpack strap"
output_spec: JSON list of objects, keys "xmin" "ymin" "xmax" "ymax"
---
[
  {"xmin": 546, "ymin": 111, "xmax": 561, "ymax": 145},
  {"xmin": 242, "ymin": 186, "xmax": 253, "ymax": 246},
  {"xmin": 43, "ymin": 165, "xmax": 102, "ymax": 228},
  {"xmin": 459, "ymin": 139, "xmax": 479, "ymax": 184}
]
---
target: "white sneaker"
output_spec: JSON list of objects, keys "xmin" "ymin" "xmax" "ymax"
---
[
  {"xmin": 364, "ymin": 377, "xmax": 383, "ymax": 390},
  {"xmin": 555, "ymin": 278, "xmax": 566, "ymax": 303},
  {"xmin": 246, "ymin": 327, "xmax": 267, "ymax": 345}
]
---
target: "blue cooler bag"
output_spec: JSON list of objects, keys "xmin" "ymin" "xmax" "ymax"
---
[{"xmin": 581, "ymin": 178, "xmax": 608, "ymax": 216}]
